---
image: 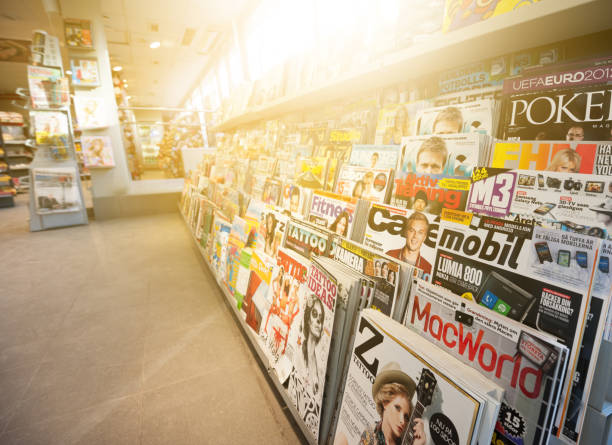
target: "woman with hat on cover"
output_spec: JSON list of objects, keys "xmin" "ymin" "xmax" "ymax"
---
[{"xmin": 360, "ymin": 362, "xmax": 426, "ymax": 445}]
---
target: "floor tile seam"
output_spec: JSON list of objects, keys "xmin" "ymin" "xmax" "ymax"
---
[
  {"xmin": 0, "ymin": 321, "xmax": 63, "ymax": 437},
  {"xmin": 138, "ymin": 366, "xmax": 229, "ymax": 397},
  {"xmin": 1, "ymin": 392, "xmax": 141, "ymax": 435}
]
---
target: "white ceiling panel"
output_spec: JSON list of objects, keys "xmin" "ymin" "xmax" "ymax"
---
[
  {"xmin": 100, "ymin": 0, "xmax": 125, "ymax": 16},
  {"xmin": 105, "ymin": 28, "xmax": 129, "ymax": 45}
]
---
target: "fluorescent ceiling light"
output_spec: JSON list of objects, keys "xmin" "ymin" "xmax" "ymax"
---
[
  {"xmin": 113, "ymin": 66, "xmax": 123, "ymax": 72},
  {"xmin": 150, "ymin": 41, "xmax": 161, "ymax": 49}
]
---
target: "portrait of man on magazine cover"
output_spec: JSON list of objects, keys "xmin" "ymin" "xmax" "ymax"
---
[{"xmin": 385, "ymin": 212, "xmax": 432, "ymax": 276}]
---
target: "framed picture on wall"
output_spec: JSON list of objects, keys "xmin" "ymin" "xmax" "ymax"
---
[
  {"xmin": 70, "ymin": 58, "xmax": 100, "ymax": 87},
  {"xmin": 81, "ymin": 135, "xmax": 115, "ymax": 168},
  {"xmin": 73, "ymin": 96, "xmax": 108, "ymax": 129},
  {"xmin": 64, "ymin": 18, "xmax": 93, "ymax": 49}
]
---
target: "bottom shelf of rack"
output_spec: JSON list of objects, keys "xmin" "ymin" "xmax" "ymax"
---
[
  {"xmin": 0, "ymin": 194, "xmax": 15, "ymax": 207},
  {"xmin": 178, "ymin": 206, "xmax": 317, "ymax": 445}
]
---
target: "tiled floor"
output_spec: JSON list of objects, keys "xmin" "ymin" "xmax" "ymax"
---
[{"xmin": 0, "ymin": 196, "xmax": 304, "ymax": 444}]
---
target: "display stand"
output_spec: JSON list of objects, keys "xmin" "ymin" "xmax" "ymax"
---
[
  {"xmin": 178, "ymin": 203, "xmax": 316, "ymax": 445},
  {"xmin": 0, "ymin": 131, "xmax": 15, "ymax": 207},
  {"xmin": 22, "ymin": 103, "xmax": 88, "ymax": 231}
]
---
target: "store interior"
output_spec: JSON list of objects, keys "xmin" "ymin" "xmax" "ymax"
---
[{"xmin": 1, "ymin": 0, "xmax": 612, "ymax": 444}]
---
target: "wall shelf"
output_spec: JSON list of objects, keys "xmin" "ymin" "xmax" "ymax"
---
[{"xmin": 214, "ymin": 0, "xmax": 612, "ymax": 132}]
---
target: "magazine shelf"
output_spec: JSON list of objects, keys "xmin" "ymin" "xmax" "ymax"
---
[
  {"xmin": 0, "ymin": 132, "xmax": 15, "ymax": 207},
  {"xmin": 178, "ymin": 205, "xmax": 317, "ymax": 445},
  {"xmin": 215, "ymin": 0, "xmax": 612, "ymax": 132}
]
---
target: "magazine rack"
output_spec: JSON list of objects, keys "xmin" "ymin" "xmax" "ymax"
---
[
  {"xmin": 17, "ymin": 98, "xmax": 88, "ymax": 231},
  {"xmin": 178, "ymin": 203, "xmax": 317, "ymax": 445}
]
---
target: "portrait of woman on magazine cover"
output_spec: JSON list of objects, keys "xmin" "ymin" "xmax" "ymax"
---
[
  {"xmin": 295, "ymin": 294, "xmax": 326, "ymax": 397},
  {"xmin": 330, "ymin": 211, "xmax": 350, "ymax": 237},
  {"xmin": 334, "ymin": 361, "xmax": 426, "ymax": 445}
]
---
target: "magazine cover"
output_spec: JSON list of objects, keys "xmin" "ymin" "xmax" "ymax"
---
[
  {"xmin": 467, "ymin": 166, "xmax": 612, "ymax": 238},
  {"xmin": 391, "ymin": 170, "xmax": 470, "ymax": 215},
  {"xmin": 260, "ymin": 247, "xmax": 308, "ymax": 375},
  {"xmin": 64, "ymin": 18, "xmax": 93, "ymax": 48},
  {"xmin": 242, "ymin": 250, "xmax": 274, "ymax": 333},
  {"xmin": 501, "ymin": 59, "xmax": 612, "ymax": 140},
  {"xmin": 596, "ymin": 241, "xmax": 612, "ymax": 342},
  {"xmin": 70, "ymin": 58, "xmax": 100, "ymax": 87},
  {"xmin": 209, "ymin": 212, "xmax": 232, "ymax": 279},
  {"xmin": 307, "ymin": 190, "xmax": 357, "ymax": 237},
  {"xmin": 331, "ymin": 238, "xmax": 400, "ymax": 316},
  {"xmin": 257, "ymin": 208, "xmax": 288, "ymax": 258},
  {"xmin": 281, "ymin": 183, "xmax": 311, "ymax": 218},
  {"xmin": 437, "ymin": 60, "xmax": 507, "ymax": 96},
  {"xmin": 283, "ymin": 218, "xmax": 333, "ymax": 260},
  {"xmin": 334, "ymin": 165, "xmax": 392, "ymax": 203},
  {"xmin": 400, "ymin": 134, "xmax": 481, "ymax": 178},
  {"xmin": 73, "ymin": 96, "xmax": 108, "ymax": 129},
  {"xmin": 361, "ymin": 203, "xmax": 438, "ymax": 281},
  {"xmin": 442, "ymin": 0, "xmax": 543, "ymax": 33},
  {"xmin": 295, "ymin": 157, "xmax": 328, "ymax": 189},
  {"xmin": 349, "ymin": 145, "xmax": 403, "ymax": 170},
  {"xmin": 27, "ymin": 65, "xmax": 68, "ymax": 109},
  {"xmin": 286, "ymin": 259, "xmax": 339, "ymax": 442},
  {"xmin": 560, "ymin": 239, "xmax": 612, "ymax": 441},
  {"xmin": 81, "ymin": 136, "xmax": 114, "ymax": 168},
  {"xmin": 433, "ymin": 211, "xmax": 600, "ymax": 444},
  {"xmin": 415, "ymin": 100, "xmax": 496, "ymax": 136},
  {"xmin": 31, "ymin": 110, "xmax": 69, "ymax": 148},
  {"xmin": 489, "ymin": 140, "xmax": 612, "ymax": 176},
  {"xmin": 374, "ymin": 102, "xmax": 429, "ymax": 144},
  {"xmin": 33, "ymin": 167, "xmax": 81, "ymax": 215},
  {"xmin": 406, "ymin": 279, "xmax": 568, "ymax": 445},
  {"xmin": 333, "ymin": 309, "xmax": 486, "ymax": 445},
  {"xmin": 225, "ymin": 216, "xmax": 253, "ymax": 296},
  {"xmin": 262, "ymin": 177, "xmax": 283, "ymax": 206}
]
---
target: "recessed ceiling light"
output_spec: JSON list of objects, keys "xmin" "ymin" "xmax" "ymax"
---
[
  {"xmin": 124, "ymin": 84, "xmax": 128, "ymax": 88},
  {"xmin": 150, "ymin": 41, "xmax": 160, "ymax": 49},
  {"xmin": 65, "ymin": 70, "xmax": 72, "ymax": 75},
  {"xmin": 126, "ymin": 95, "xmax": 132, "ymax": 99},
  {"xmin": 113, "ymin": 66, "xmax": 123, "ymax": 72}
]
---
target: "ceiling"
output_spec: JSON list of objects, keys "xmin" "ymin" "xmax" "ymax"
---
[
  {"xmin": 0, "ymin": 0, "xmax": 253, "ymax": 108},
  {"xmin": 100, "ymin": 0, "xmax": 253, "ymax": 108}
]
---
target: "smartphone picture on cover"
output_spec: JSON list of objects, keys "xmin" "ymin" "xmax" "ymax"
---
[
  {"xmin": 557, "ymin": 250, "xmax": 571, "ymax": 267},
  {"xmin": 533, "ymin": 203, "xmax": 556, "ymax": 216},
  {"xmin": 599, "ymin": 256, "xmax": 609, "ymax": 273},
  {"xmin": 576, "ymin": 251, "xmax": 588, "ymax": 268},
  {"xmin": 535, "ymin": 242, "xmax": 553, "ymax": 263},
  {"xmin": 537, "ymin": 174, "xmax": 545, "ymax": 188}
]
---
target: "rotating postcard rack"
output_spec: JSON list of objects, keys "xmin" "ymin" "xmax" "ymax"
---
[{"xmin": 15, "ymin": 87, "xmax": 88, "ymax": 231}]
